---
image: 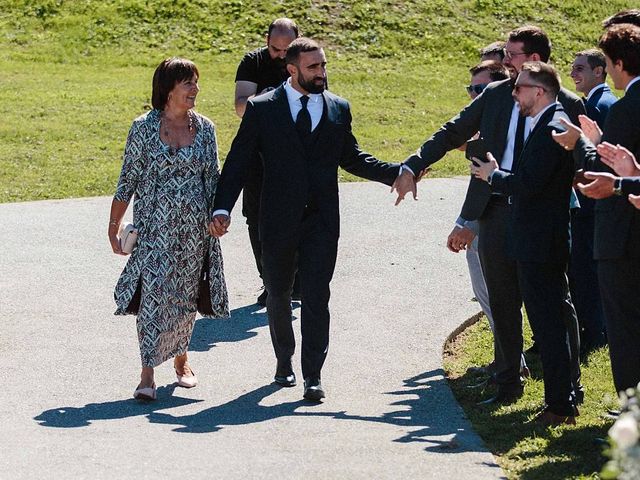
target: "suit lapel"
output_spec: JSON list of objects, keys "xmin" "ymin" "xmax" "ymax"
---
[
  {"xmin": 495, "ymin": 82, "xmax": 517, "ymax": 153},
  {"xmin": 521, "ymin": 104, "xmax": 559, "ymax": 155},
  {"xmin": 308, "ymin": 92, "xmax": 337, "ymax": 160}
]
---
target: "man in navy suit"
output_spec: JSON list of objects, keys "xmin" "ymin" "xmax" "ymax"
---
[
  {"xmin": 212, "ymin": 38, "xmax": 401, "ymax": 401},
  {"xmin": 472, "ymin": 62, "xmax": 579, "ymax": 425},
  {"xmin": 553, "ymin": 24, "xmax": 640, "ymax": 394},
  {"xmin": 568, "ymin": 49, "xmax": 617, "ymax": 355}
]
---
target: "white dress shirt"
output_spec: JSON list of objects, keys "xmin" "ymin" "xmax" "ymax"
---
[
  {"xmin": 500, "ymin": 103, "xmax": 532, "ymax": 172},
  {"xmin": 284, "ymin": 78, "xmax": 323, "ymax": 131}
]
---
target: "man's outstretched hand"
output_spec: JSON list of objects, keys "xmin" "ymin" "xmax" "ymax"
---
[{"xmin": 391, "ymin": 169, "xmax": 418, "ymax": 206}]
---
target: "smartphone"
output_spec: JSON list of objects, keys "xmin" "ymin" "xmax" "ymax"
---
[{"xmin": 465, "ymin": 138, "xmax": 488, "ymax": 166}]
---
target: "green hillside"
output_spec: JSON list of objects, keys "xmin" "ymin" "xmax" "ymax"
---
[{"xmin": 0, "ymin": 0, "xmax": 634, "ymax": 201}]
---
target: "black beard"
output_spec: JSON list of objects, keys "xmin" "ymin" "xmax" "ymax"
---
[{"xmin": 298, "ymin": 75, "xmax": 325, "ymax": 94}]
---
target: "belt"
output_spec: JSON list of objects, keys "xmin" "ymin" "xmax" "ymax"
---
[{"xmin": 488, "ymin": 194, "xmax": 512, "ymax": 206}]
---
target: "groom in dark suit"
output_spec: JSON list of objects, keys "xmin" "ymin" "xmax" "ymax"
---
[
  {"xmin": 471, "ymin": 62, "xmax": 578, "ymax": 425},
  {"xmin": 211, "ymin": 38, "xmax": 402, "ymax": 401}
]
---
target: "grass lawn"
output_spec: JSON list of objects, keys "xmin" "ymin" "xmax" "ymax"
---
[
  {"xmin": 444, "ymin": 315, "xmax": 619, "ymax": 479},
  {"xmin": 0, "ymin": 0, "xmax": 636, "ymax": 202}
]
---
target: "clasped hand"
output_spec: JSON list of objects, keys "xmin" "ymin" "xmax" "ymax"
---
[{"xmin": 209, "ymin": 214, "xmax": 231, "ymax": 237}]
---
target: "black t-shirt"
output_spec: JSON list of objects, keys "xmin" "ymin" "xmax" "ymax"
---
[{"xmin": 235, "ymin": 46, "xmax": 289, "ymax": 94}]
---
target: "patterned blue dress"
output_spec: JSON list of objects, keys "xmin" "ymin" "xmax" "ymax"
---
[{"xmin": 113, "ymin": 109, "xmax": 229, "ymax": 367}]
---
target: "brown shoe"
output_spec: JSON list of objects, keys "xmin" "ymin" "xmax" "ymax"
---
[{"xmin": 532, "ymin": 409, "xmax": 577, "ymax": 426}]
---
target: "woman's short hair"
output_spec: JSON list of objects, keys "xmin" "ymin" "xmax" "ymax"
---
[{"xmin": 151, "ymin": 58, "xmax": 199, "ymax": 110}]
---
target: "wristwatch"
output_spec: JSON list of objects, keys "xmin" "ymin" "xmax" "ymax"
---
[{"xmin": 613, "ymin": 178, "xmax": 623, "ymax": 196}]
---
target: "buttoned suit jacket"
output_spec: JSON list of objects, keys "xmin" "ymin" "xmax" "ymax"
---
[
  {"xmin": 575, "ymin": 81, "xmax": 640, "ymax": 259},
  {"xmin": 575, "ymin": 84, "xmax": 618, "ymax": 218},
  {"xmin": 489, "ymin": 104, "xmax": 574, "ymax": 263},
  {"xmin": 405, "ymin": 79, "xmax": 585, "ymax": 222},
  {"xmin": 214, "ymin": 85, "xmax": 401, "ymax": 242}
]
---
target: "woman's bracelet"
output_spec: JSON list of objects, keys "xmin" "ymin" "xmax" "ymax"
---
[{"xmin": 109, "ymin": 219, "xmax": 119, "ymax": 226}]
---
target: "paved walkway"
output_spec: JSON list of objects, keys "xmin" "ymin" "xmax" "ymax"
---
[{"xmin": 0, "ymin": 179, "xmax": 505, "ymax": 479}]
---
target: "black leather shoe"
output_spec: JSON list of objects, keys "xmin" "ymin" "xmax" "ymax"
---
[
  {"xmin": 303, "ymin": 377, "xmax": 325, "ymax": 401},
  {"xmin": 477, "ymin": 385, "xmax": 524, "ymax": 406},
  {"xmin": 257, "ymin": 288, "xmax": 268, "ymax": 307},
  {"xmin": 274, "ymin": 359, "xmax": 296, "ymax": 387}
]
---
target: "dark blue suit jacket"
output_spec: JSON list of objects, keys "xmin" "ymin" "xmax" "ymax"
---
[
  {"xmin": 489, "ymin": 104, "xmax": 574, "ymax": 263},
  {"xmin": 575, "ymin": 84, "xmax": 618, "ymax": 217},
  {"xmin": 575, "ymin": 80, "xmax": 640, "ymax": 259},
  {"xmin": 214, "ymin": 86, "xmax": 400, "ymax": 241}
]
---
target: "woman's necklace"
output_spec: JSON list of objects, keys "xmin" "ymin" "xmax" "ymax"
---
[{"xmin": 161, "ymin": 110, "xmax": 195, "ymax": 155}]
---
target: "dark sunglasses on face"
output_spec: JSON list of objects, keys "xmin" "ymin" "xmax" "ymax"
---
[
  {"xmin": 466, "ymin": 83, "xmax": 489, "ymax": 95},
  {"xmin": 513, "ymin": 83, "xmax": 547, "ymax": 94}
]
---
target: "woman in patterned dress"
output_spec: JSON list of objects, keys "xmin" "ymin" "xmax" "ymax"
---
[{"xmin": 107, "ymin": 58, "xmax": 229, "ymax": 401}]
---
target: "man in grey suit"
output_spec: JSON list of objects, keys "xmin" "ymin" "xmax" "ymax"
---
[
  {"xmin": 553, "ymin": 23, "xmax": 640, "ymax": 394},
  {"xmin": 471, "ymin": 62, "xmax": 579, "ymax": 425},
  {"xmin": 211, "ymin": 38, "xmax": 401, "ymax": 401},
  {"xmin": 393, "ymin": 26, "xmax": 585, "ymax": 405}
]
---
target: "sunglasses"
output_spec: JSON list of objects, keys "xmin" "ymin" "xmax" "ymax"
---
[
  {"xmin": 513, "ymin": 83, "xmax": 547, "ymax": 94},
  {"xmin": 466, "ymin": 83, "xmax": 489, "ymax": 95}
]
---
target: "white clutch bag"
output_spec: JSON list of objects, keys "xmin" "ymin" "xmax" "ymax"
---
[{"xmin": 119, "ymin": 223, "xmax": 139, "ymax": 254}]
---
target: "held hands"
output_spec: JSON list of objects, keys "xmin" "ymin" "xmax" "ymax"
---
[
  {"xmin": 576, "ymin": 171, "xmax": 616, "ymax": 199},
  {"xmin": 597, "ymin": 143, "xmax": 640, "ymax": 177},
  {"xmin": 391, "ymin": 169, "xmax": 419, "ymax": 206},
  {"xmin": 209, "ymin": 214, "xmax": 231, "ymax": 237},
  {"xmin": 469, "ymin": 152, "xmax": 498, "ymax": 182},
  {"xmin": 579, "ymin": 115, "xmax": 603, "ymax": 146},
  {"xmin": 551, "ymin": 117, "xmax": 583, "ymax": 151},
  {"xmin": 446, "ymin": 226, "xmax": 476, "ymax": 253}
]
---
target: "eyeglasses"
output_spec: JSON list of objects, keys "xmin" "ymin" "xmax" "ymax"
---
[
  {"xmin": 513, "ymin": 83, "xmax": 547, "ymax": 93},
  {"xmin": 466, "ymin": 83, "xmax": 489, "ymax": 95},
  {"xmin": 503, "ymin": 49, "xmax": 530, "ymax": 59}
]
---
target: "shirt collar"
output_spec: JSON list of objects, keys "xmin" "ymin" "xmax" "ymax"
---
[
  {"xmin": 530, "ymin": 101, "xmax": 559, "ymax": 130},
  {"xmin": 626, "ymin": 76, "xmax": 640, "ymax": 93},
  {"xmin": 284, "ymin": 78, "xmax": 323, "ymax": 104},
  {"xmin": 585, "ymin": 83, "xmax": 607, "ymax": 101}
]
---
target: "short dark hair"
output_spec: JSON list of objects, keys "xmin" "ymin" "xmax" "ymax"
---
[
  {"xmin": 151, "ymin": 58, "xmax": 199, "ymax": 110},
  {"xmin": 285, "ymin": 37, "xmax": 321, "ymax": 65},
  {"xmin": 521, "ymin": 61, "xmax": 561, "ymax": 97},
  {"xmin": 480, "ymin": 41, "xmax": 505, "ymax": 61},
  {"xmin": 602, "ymin": 9, "xmax": 640, "ymax": 29},
  {"xmin": 599, "ymin": 24, "xmax": 640, "ymax": 76},
  {"xmin": 508, "ymin": 25, "xmax": 551, "ymax": 62},
  {"xmin": 267, "ymin": 18, "xmax": 299, "ymax": 37},
  {"xmin": 470, "ymin": 60, "xmax": 510, "ymax": 81},
  {"xmin": 575, "ymin": 48, "xmax": 607, "ymax": 79}
]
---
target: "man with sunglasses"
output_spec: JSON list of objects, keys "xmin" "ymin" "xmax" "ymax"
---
[
  {"xmin": 470, "ymin": 62, "xmax": 579, "ymax": 425},
  {"xmin": 393, "ymin": 26, "xmax": 585, "ymax": 409},
  {"xmin": 448, "ymin": 60, "xmax": 509, "ymax": 377}
]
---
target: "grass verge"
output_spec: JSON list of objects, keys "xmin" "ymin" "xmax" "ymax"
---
[{"xmin": 443, "ymin": 315, "xmax": 618, "ymax": 479}]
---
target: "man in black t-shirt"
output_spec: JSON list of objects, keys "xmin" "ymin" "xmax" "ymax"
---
[{"xmin": 234, "ymin": 18, "xmax": 300, "ymax": 306}]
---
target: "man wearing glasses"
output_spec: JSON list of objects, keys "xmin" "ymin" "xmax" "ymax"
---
[
  {"xmin": 393, "ymin": 26, "xmax": 585, "ymax": 409},
  {"xmin": 470, "ymin": 62, "xmax": 579, "ymax": 425}
]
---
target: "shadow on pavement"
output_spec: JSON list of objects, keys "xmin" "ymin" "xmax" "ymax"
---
[
  {"xmin": 190, "ymin": 302, "xmax": 298, "ymax": 352},
  {"xmin": 146, "ymin": 368, "xmax": 497, "ymax": 460},
  {"xmin": 33, "ymin": 385, "xmax": 202, "ymax": 428}
]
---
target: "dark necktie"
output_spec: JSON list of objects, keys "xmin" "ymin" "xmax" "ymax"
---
[
  {"xmin": 296, "ymin": 95, "xmax": 311, "ymax": 136},
  {"xmin": 512, "ymin": 114, "xmax": 526, "ymax": 173}
]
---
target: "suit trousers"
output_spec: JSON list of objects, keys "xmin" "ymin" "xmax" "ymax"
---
[
  {"xmin": 477, "ymin": 200, "xmax": 524, "ymax": 389},
  {"xmin": 478, "ymin": 199, "xmax": 581, "ymax": 393},
  {"xmin": 598, "ymin": 256, "xmax": 640, "ymax": 393},
  {"xmin": 518, "ymin": 260, "xmax": 576, "ymax": 416},
  {"xmin": 569, "ymin": 212, "xmax": 606, "ymax": 349},
  {"xmin": 261, "ymin": 210, "xmax": 338, "ymax": 380}
]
